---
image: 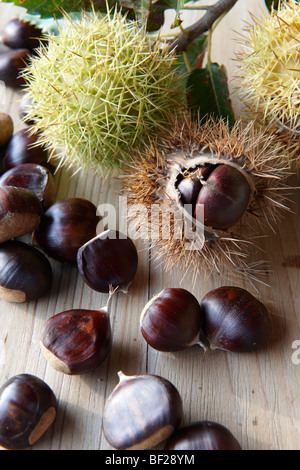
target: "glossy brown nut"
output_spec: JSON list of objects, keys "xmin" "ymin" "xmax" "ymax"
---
[
  {"xmin": 0, "ymin": 240, "xmax": 52, "ymax": 302},
  {"xmin": 0, "ymin": 48, "xmax": 30, "ymax": 89},
  {"xmin": 0, "ymin": 185, "xmax": 43, "ymax": 243},
  {"xmin": 103, "ymin": 372, "xmax": 183, "ymax": 450},
  {"xmin": 0, "ymin": 373, "xmax": 57, "ymax": 450},
  {"xmin": 0, "ymin": 18, "xmax": 44, "ymax": 51},
  {"xmin": 40, "ymin": 308, "xmax": 112, "ymax": 375},
  {"xmin": 0, "ymin": 163, "xmax": 55, "ymax": 209},
  {"xmin": 77, "ymin": 229, "xmax": 138, "ymax": 293},
  {"xmin": 33, "ymin": 197, "xmax": 100, "ymax": 263},
  {"xmin": 0, "ymin": 112, "xmax": 13, "ymax": 147},
  {"xmin": 3, "ymin": 128, "xmax": 50, "ymax": 171},
  {"xmin": 164, "ymin": 421, "xmax": 242, "ymax": 450},
  {"xmin": 140, "ymin": 288, "xmax": 203, "ymax": 352},
  {"xmin": 200, "ymin": 286, "xmax": 272, "ymax": 352},
  {"xmin": 194, "ymin": 164, "xmax": 252, "ymax": 230}
]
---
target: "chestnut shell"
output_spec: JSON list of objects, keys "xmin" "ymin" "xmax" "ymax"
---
[
  {"xmin": 0, "ymin": 48, "xmax": 29, "ymax": 89},
  {"xmin": 0, "ymin": 373, "xmax": 57, "ymax": 450},
  {"xmin": 200, "ymin": 286, "xmax": 271, "ymax": 352},
  {"xmin": 164, "ymin": 421, "xmax": 242, "ymax": 450},
  {"xmin": 33, "ymin": 197, "xmax": 100, "ymax": 263},
  {"xmin": 0, "ymin": 18, "xmax": 44, "ymax": 51},
  {"xmin": 0, "ymin": 240, "xmax": 52, "ymax": 302}
]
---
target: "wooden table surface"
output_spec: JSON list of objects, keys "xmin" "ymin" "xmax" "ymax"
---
[{"xmin": 0, "ymin": 0, "xmax": 299, "ymax": 451}]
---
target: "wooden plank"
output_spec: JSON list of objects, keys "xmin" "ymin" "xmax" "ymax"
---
[{"xmin": 0, "ymin": 0, "xmax": 299, "ymax": 451}]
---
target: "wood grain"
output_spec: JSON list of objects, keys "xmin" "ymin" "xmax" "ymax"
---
[{"xmin": 0, "ymin": 0, "xmax": 299, "ymax": 451}]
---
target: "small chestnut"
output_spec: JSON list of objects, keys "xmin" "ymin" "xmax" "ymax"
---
[
  {"xmin": 77, "ymin": 229, "xmax": 138, "ymax": 293},
  {"xmin": 0, "ymin": 112, "xmax": 13, "ymax": 148},
  {"xmin": 140, "ymin": 288, "xmax": 203, "ymax": 352},
  {"xmin": 164, "ymin": 420, "xmax": 242, "ymax": 450},
  {"xmin": 0, "ymin": 18, "xmax": 44, "ymax": 52},
  {"xmin": 0, "ymin": 240, "xmax": 52, "ymax": 302},
  {"xmin": 0, "ymin": 48, "xmax": 30, "ymax": 89},
  {"xmin": 200, "ymin": 286, "xmax": 272, "ymax": 352},
  {"xmin": 0, "ymin": 373, "xmax": 57, "ymax": 450},
  {"xmin": 103, "ymin": 371, "xmax": 183, "ymax": 450},
  {"xmin": 40, "ymin": 297, "xmax": 112, "ymax": 375},
  {"xmin": 2, "ymin": 128, "xmax": 50, "ymax": 172},
  {"xmin": 0, "ymin": 163, "xmax": 55, "ymax": 209},
  {"xmin": 0, "ymin": 185, "xmax": 43, "ymax": 243},
  {"xmin": 33, "ymin": 197, "xmax": 101, "ymax": 263}
]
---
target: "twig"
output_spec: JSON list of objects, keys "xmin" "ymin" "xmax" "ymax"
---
[{"xmin": 169, "ymin": 0, "xmax": 239, "ymax": 53}]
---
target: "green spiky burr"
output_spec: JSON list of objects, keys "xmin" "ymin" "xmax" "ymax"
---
[
  {"xmin": 237, "ymin": 0, "xmax": 300, "ymax": 137},
  {"xmin": 22, "ymin": 9, "xmax": 182, "ymax": 174}
]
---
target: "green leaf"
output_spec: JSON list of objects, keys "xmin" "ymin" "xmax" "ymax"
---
[
  {"xmin": 265, "ymin": 0, "xmax": 280, "ymax": 11},
  {"xmin": 175, "ymin": 33, "xmax": 207, "ymax": 75},
  {"xmin": 186, "ymin": 63, "xmax": 235, "ymax": 127}
]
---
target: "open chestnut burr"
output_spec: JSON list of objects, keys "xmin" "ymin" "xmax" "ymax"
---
[
  {"xmin": 77, "ymin": 229, "xmax": 138, "ymax": 293},
  {"xmin": 102, "ymin": 371, "xmax": 183, "ymax": 450},
  {"xmin": 40, "ymin": 294, "xmax": 113, "ymax": 375},
  {"xmin": 0, "ymin": 373, "xmax": 57, "ymax": 450}
]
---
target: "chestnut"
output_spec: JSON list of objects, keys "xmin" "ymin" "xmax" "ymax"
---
[
  {"xmin": 77, "ymin": 229, "xmax": 138, "ymax": 293},
  {"xmin": 194, "ymin": 164, "xmax": 252, "ymax": 230},
  {"xmin": 0, "ymin": 48, "xmax": 30, "ymax": 89},
  {"xmin": 200, "ymin": 286, "xmax": 272, "ymax": 352},
  {"xmin": 0, "ymin": 112, "xmax": 13, "ymax": 148},
  {"xmin": 2, "ymin": 128, "xmax": 50, "ymax": 172},
  {"xmin": 140, "ymin": 288, "xmax": 203, "ymax": 352},
  {"xmin": 40, "ymin": 298, "xmax": 112, "ymax": 375},
  {"xmin": 0, "ymin": 373, "xmax": 57, "ymax": 450},
  {"xmin": 33, "ymin": 197, "xmax": 100, "ymax": 263},
  {"xmin": 102, "ymin": 371, "xmax": 183, "ymax": 450},
  {"xmin": 0, "ymin": 185, "xmax": 43, "ymax": 243},
  {"xmin": 164, "ymin": 421, "xmax": 242, "ymax": 450},
  {"xmin": 0, "ymin": 163, "xmax": 55, "ymax": 209},
  {"xmin": 0, "ymin": 18, "xmax": 44, "ymax": 52},
  {"xmin": 0, "ymin": 240, "xmax": 52, "ymax": 302}
]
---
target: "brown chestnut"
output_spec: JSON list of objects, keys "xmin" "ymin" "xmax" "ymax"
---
[
  {"xmin": 194, "ymin": 164, "xmax": 252, "ymax": 230},
  {"xmin": 0, "ymin": 48, "xmax": 30, "ymax": 89},
  {"xmin": 0, "ymin": 18, "xmax": 44, "ymax": 52},
  {"xmin": 164, "ymin": 421, "xmax": 242, "ymax": 450},
  {"xmin": 200, "ymin": 286, "xmax": 271, "ymax": 352},
  {"xmin": 140, "ymin": 288, "xmax": 203, "ymax": 352},
  {"xmin": 0, "ymin": 185, "xmax": 43, "ymax": 243},
  {"xmin": 0, "ymin": 373, "xmax": 57, "ymax": 449},
  {"xmin": 103, "ymin": 371, "xmax": 183, "ymax": 450},
  {"xmin": 2, "ymin": 128, "xmax": 51, "ymax": 172},
  {"xmin": 33, "ymin": 197, "xmax": 100, "ymax": 263},
  {"xmin": 40, "ymin": 298, "xmax": 112, "ymax": 375},
  {"xmin": 0, "ymin": 112, "xmax": 13, "ymax": 148},
  {"xmin": 0, "ymin": 240, "xmax": 52, "ymax": 302},
  {"xmin": 77, "ymin": 229, "xmax": 138, "ymax": 293},
  {"xmin": 0, "ymin": 163, "xmax": 55, "ymax": 209}
]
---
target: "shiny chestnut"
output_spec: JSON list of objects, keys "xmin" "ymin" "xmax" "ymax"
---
[
  {"xmin": 164, "ymin": 420, "xmax": 242, "ymax": 450},
  {"xmin": 140, "ymin": 288, "xmax": 203, "ymax": 352},
  {"xmin": 103, "ymin": 372, "xmax": 183, "ymax": 450},
  {"xmin": 0, "ymin": 163, "xmax": 55, "ymax": 209},
  {"xmin": 0, "ymin": 185, "xmax": 43, "ymax": 243},
  {"xmin": 33, "ymin": 197, "xmax": 100, "ymax": 263},
  {"xmin": 0, "ymin": 112, "xmax": 13, "ymax": 147},
  {"xmin": 0, "ymin": 373, "xmax": 57, "ymax": 449},
  {"xmin": 200, "ymin": 286, "xmax": 272, "ymax": 352},
  {"xmin": 0, "ymin": 240, "xmax": 52, "ymax": 302},
  {"xmin": 0, "ymin": 48, "xmax": 29, "ymax": 89},
  {"xmin": 0, "ymin": 18, "xmax": 44, "ymax": 52},
  {"xmin": 77, "ymin": 229, "xmax": 138, "ymax": 293}
]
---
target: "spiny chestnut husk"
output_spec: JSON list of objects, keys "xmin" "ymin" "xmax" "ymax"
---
[
  {"xmin": 102, "ymin": 371, "xmax": 183, "ymax": 450},
  {"xmin": 22, "ymin": 9, "xmax": 182, "ymax": 173},
  {"xmin": 0, "ymin": 373, "xmax": 57, "ymax": 450},
  {"xmin": 140, "ymin": 288, "xmax": 203, "ymax": 352},
  {"xmin": 200, "ymin": 286, "xmax": 271, "ymax": 353},
  {"xmin": 237, "ymin": 0, "xmax": 300, "ymax": 141},
  {"xmin": 122, "ymin": 114, "xmax": 292, "ymax": 281},
  {"xmin": 77, "ymin": 229, "xmax": 138, "ymax": 294},
  {"xmin": 40, "ymin": 295, "xmax": 112, "ymax": 375},
  {"xmin": 164, "ymin": 420, "xmax": 242, "ymax": 450}
]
